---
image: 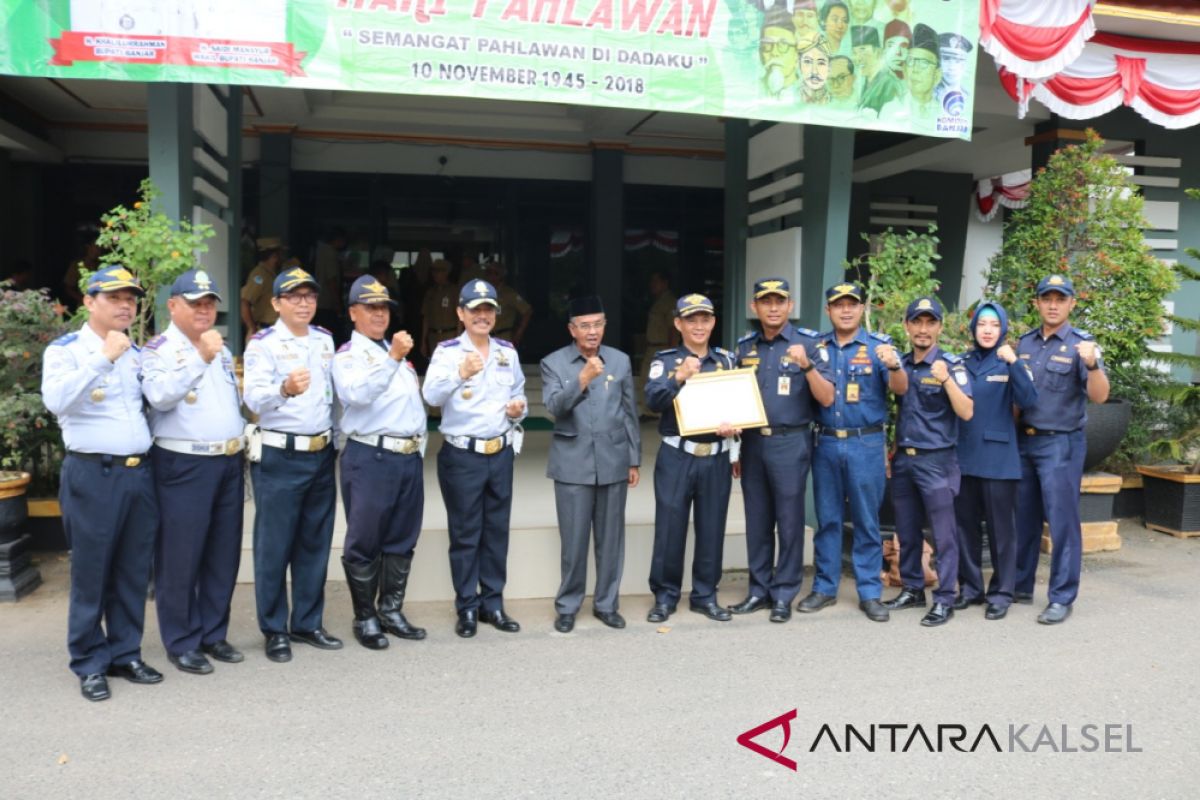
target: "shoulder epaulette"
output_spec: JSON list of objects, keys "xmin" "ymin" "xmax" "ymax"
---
[
  {"xmin": 50, "ymin": 332, "xmax": 78, "ymax": 347},
  {"xmin": 438, "ymin": 338, "xmax": 460, "ymax": 348},
  {"xmin": 336, "ymin": 341, "xmax": 352, "ymax": 354},
  {"xmin": 655, "ymin": 347, "xmax": 678, "ymax": 357},
  {"xmin": 1019, "ymin": 328, "xmax": 1038, "ymax": 338},
  {"xmin": 796, "ymin": 327, "xmax": 821, "ymax": 338},
  {"xmin": 251, "ymin": 327, "xmax": 275, "ymax": 341},
  {"xmin": 130, "ymin": 343, "xmax": 140, "ymax": 352},
  {"xmin": 868, "ymin": 331, "xmax": 892, "ymax": 343},
  {"xmin": 144, "ymin": 334, "xmax": 167, "ymax": 351},
  {"xmin": 1074, "ymin": 329, "xmax": 1094, "ymax": 340},
  {"xmin": 736, "ymin": 331, "xmax": 756, "ymax": 345},
  {"xmin": 943, "ymin": 352, "xmax": 963, "ymax": 364},
  {"xmin": 310, "ymin": 324, "xmax": 332, "ymax": 336},
  {"xmin": 494, "ymin": 337, "xmax": 514, "ymax": 349}
]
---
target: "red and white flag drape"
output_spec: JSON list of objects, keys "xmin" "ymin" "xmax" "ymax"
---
[
  {"xmin": 998, "ymin": 33, "xmax": 1200, "ymax": 130},
  {"xmin": 974, "ymin": 169, "xmax": 1032, "ymax": 222},
  {"xmin": 980, "ymin": 0, "xmax": 1096, "ymax": 80}
]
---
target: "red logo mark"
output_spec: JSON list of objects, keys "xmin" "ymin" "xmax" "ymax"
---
[{"xmin": 737, "ymin": 709, "xmax": 798, "ymax": 771}]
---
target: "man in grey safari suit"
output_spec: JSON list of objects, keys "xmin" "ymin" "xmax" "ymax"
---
[{"xmin": 540, "ymin": 296, "xmax": 641, "ymax": 633}]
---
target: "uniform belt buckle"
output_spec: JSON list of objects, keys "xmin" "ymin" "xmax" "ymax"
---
[
  {"xmin": 904, "ymin": 447, "xmax": 917, "ymax": 456},
  {"xmin": 835, "ymin": 429, "xmax": 848, "ymax": 439},
  {"xmin": 225, "ymin": 438, "xmax": 242, "ymax": 456},
  {"xmin": 692, "ymin": 443, "xmax": 713, "ymax": 457},
  {"xmin": 124, "ymin": 456, "xmax": 141, "ymax": 468},
  {"xmin": 482, "ymin": 437, "xmax": 502, "ymax": 455},
  {"xmin": 760, "ymin": 427, "xmax": 773, "ymax": 437},
  {"xmin": 1025, "ymin": 427, "xmax": 1037, "ymax": 436},
  {"xmin": 399, "ymin": 438, "xmax": 418, "ymax": 455},
  {"xmin": 307, "ymin": 435, "xmax": 327, "ymax": 453}
]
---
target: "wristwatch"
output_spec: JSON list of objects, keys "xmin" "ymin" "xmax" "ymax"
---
[{"xmin": 800, "ymin": 363, "xmax": 814, "ymax": 374}]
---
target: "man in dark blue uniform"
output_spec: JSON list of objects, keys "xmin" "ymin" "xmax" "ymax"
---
[
  {"xmin": 42, "ymin": 266, "xmax": 162, "ymax": 701},
  {"xmin": 1015, "ymin": 275, "xmax": 1109, "ymax": 625},
  {"xmin": 729, "ymin": 279, "xmax": 833, "ymax": 623},
  {"xmin": 954, "ymin": 302, "xmax": 1037, "ymax": 620},
  {"xmin": 883, "ymin": 297, "xmax": 974, "ymax": 627},
  {"xmin": 142, "ymin": 270, "xmax": 247, "ymax": 674},
  {"xmin": 804, "ymin": 283, "xmax": 907, "ymax": 622},
  {"xmin": 645, "ymin": 294, "xmax": 740, "ymax": 623}
]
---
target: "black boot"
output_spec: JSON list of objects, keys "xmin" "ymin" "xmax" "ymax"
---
[
  {"xmin": 379, "ymin": 553, "xmax": 426, "ymax": 640},
  {"xmin": 342, "ymin": 557, "xmax": 389, "ymax": 650}
]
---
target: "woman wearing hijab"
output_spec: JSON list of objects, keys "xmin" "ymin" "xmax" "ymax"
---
[{"xmin": 953, "ymin": 302, "xmax": 1038, "ymax": 620}]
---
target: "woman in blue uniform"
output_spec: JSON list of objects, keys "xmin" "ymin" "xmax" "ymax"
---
[{"xmin": 953, "ymin": 302, "xmax": 1037, "ymax": 620}]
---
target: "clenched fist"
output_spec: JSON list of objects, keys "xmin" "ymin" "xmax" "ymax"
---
[
  {"xmin": 579, "ymin": 356, "xmax": 604, "ymax": 387},
  {"xmin": 675, "ymin": 356, "xmax": 702, "ymax": 383},
  {"xmin": 198, "ymin": 329, "xmax": 224, "ymax": 363},
  {"xmin": 283, "ymin": 367, "xmax": 311, "ymax": 397},
  {"xmin": 506, "ymin": 398, "xmax": 526, "ymax": 418},
  {"xmin": 996, "ymin": 344, "xmax": 1017, "ymax": 364},
  {"xmin": 930, "ymin": 359, "xmax": 950, "ymax": 384},
  {"xmin": 1075, "ymin": 340, "xmax": 1098, "ymax": 368},
  {"xmin": 874, "ymin": 343, "xmax": 900, "ymax": 369},
  {"xmin": 101, "ymin": 331, "xmax": 132, "ymax": 363},
  {"xmin": 459, "ymin": 352, "xmax": 485, "ymax": 380},
  {"xmin": 786, "ymin": 343, "xmax": 810, "ymax": 368},
  {"xmin": 389, "ymin": 330, "xmax": 414, "ymax": 361}
]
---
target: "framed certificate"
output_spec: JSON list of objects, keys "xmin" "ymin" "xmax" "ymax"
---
[{"xmin": 673, "ymin": 367, "xmax": 768, "ymax": 437}]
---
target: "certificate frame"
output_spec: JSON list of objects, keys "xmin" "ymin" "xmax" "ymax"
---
[{"xmin": 673, "ymin": 367, "xmax": 768, "ymax": 437}]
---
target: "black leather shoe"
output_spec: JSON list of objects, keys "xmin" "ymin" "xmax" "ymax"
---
[
  {"xmin": 456, "ymin": 609, "xmax": 478, "ymax": 638},
  {"xmin": 689, "ymin": 602, "xmax": 732, "ymax": 622},
  {"xmin": 1037, "ymin": 602, "xmax": 1072, "ymax": 625},
  {"xmin": 554, "ymin": 613, "xmax": 575, "ymax": 633},
  {"xmin": 797, "ymin": 592, "xmax": 837, "ymax": 613},
  {"xmin": 289, "ymin": 627, "xmax": 344, "ymax": 650},
  {"xmin": 729, "ymin": 595, "xmax": 770, "ymax": 615},
  {"xmin": 646, "ymin": 604, "xmax": 675, "ymax": 623},
  {"xmin": 1014, "ymin": 591, "xmax": 1034, "ymax": 605},
  {"xmin": 80, "ymin": 673, "xmax": 110, "ymax": 702},
  {"xmin": 985, "ymin": 603, "xmax": 1009, "ymax": 620},
  {"xmin": 106, "ymin": 659, "xmax": 164, "ymax": 684},
  {"xmin": 769, "ymin": 602, "xmax": 792, "ymax": 623},
  {"xmin": 593, "ymin": 610, "xmax": 626, "ymax": 629},
  {"xmin": 265, "ymin": 634, "xmax": 292, "ymax": 662},
  {"xmin": 201, "ymin": 640, "xmax": 244, "ymax": 663},
  {"xmin": 859, "ymin": 599, "xmax": 890, "ymax": 622},
  {"xmin": 480, "ymin": 608, "xmax": 521, "ymax": 632},
  {"xmin": 953, "ymin": 594, "xmax": 985, "ymax": 611},
  {"xmin": 882, "ymin": 588, "xmax": 927, "ymax": 610},
  {"xmin": 920, "ymin": 603, "xmax": 954, "ymax": 627},
  {"xmin": 168, "ymin": 650, "xmax": 214, "ymax": 675}
]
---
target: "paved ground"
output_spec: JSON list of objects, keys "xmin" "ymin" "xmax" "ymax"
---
[{"xmin": 2, "ymin": 519, "xmax": 1198, "ymax": 799}]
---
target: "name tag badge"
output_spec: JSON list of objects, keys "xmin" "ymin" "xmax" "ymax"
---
[
  {"xmin": 846, "ymin": 382, "xmax": 860, "ymax": 403},
  {"xmin": 777, "ymin": 375, "xmax": 791, "ymax": 396},
  {"xmin": 986, "ymin": 374, "xmax": 1010, "ymax": 383}
]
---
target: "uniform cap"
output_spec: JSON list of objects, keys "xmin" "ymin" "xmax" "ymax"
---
[
  {"xmin": 753, "ymin": 278, "xmax": 791, "ymax": 300},
  {"xmin": 676, "ymin": 293, "xmax": 715, "ymax": 318},
  {"xmin": 170, "ymin": 268, "xmax": 221, "ymax": 301},
  {"xmin": 825, "ymin": 282, "xmax": 865, "ymax": 303},
  {"xmin": 938, "ymin": 32, "xmax": 973, "ymax": 54},
  {"xmin": 348, "ymin": 274, "xmax": 396, "ymax": 306},
  {"xmin": 1036, "ymin": 274, "xmax": 1075, "ymax": 297},
  {"xmin": 273, "ymin": 267, "xmax": 320, "ymax": 297},
  {"xmin": 256, "ymin": 236, "xmax": 283, "ymax": 252},
  {"xmin": 460, "ymin": 279, "xmax": 500, "ymax": 310},
  {"xmin": 86, "ymin": 265, "xmax": 145, "ymax": 296},
  {"xmin": 905, "ymin": 295, "xmax": 944, "ymax": 321}
]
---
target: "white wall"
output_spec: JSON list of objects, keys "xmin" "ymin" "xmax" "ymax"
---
[{"xmin": 959, "ymin": 209, "xmax": 1004, "ymax": 307}]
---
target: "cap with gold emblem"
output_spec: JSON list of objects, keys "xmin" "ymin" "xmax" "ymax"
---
[
  {"xmin": 86, "ymin": 265, "xmax": 145, "ymax": 296},
  {"xmin": 675, "ymin": 293, "xmax": 715, "ymax": 318},
  {"xmin": 170, "ymin": 268, "xmax": 222, "ymax": 302},
  {"xmin": 905, "ymin": 295, "xmax": 944, "ymax": 322},
  {"xmin": 1036, "ymin": 274, "xmax": 1075, "ymax": 297},
  {"xmin": 348, "ymin": 274, "xmax": 397, "ymax": 307},
  {"xmin": 273, "ymin": 266, "xmax": 320, "ymax": 297},
  {"xmin": 459, "ymin": 279, "xmax": 501, "ymax": 310},
  {"xmin": 825, "ymin": 282, "xmax": 865, "ymax": 304},
  {"xmin": 753, "ymin": 278, "xmax": 790, "ymax": 300}
]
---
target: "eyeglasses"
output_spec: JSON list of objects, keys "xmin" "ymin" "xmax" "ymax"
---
[
  {"xmin": 829, "ymin": 72, "xmax": 854, "ymax": 85},
  {"xmin": 760, "ymin": 38, "xmax": 796, "ymax": 55},
  {"xmin": 280, "ymin": 292, "xmax": 318, "ymax": 305},
  {"xmin": 906, "ymin": 56, "xmax": 939, "ymax": 71},
  {"xmin": 571, "ymin": 320, "xmax": 606, "ymax": 332}
]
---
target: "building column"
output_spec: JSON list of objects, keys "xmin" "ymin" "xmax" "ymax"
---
[
  {"xmin": 799, "ymin": 126, "xmax": 854, "ymax": 328},
  {"xmin": 589, "ymin": 145, "xmax": 624, "ymax": 344},
  {"xmin": 723, "ymin": 119, "xmax": 749, "ymax": 348}
]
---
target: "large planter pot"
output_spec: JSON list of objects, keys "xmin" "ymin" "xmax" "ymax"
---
[
  {"xmin": 1137, "ymin": 465, "xmax": 1200, "ymax": 537},
  {"xmin": 0, "ymin": 471, "xmax": 43, "ymax": 601},
  {"xmin": 1084, "ymin": 398, "xmax": 1132, "ymax": 472}
]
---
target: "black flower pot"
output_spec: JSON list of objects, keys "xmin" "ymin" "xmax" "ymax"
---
[{"xmin": 1084, "ymin": 398, "xmax": 1132, "ymax": 472}]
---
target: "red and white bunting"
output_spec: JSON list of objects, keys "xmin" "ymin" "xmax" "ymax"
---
[
  {"xmin": 980, "ymin": 0, "xmax": 1096, "ymax": 80},
  {"xmin": 974, "ymin": 169, "xmax": 1032, "ymax": 223}
]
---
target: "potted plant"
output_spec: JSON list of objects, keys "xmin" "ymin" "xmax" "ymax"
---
[
  {"xmin": 0, "ymin": 282, "xmax": 70, "ymax": 599},
  {"xmin": 1136, "ymin": 189, "xmax": 1200, "ymax": 536},
  {"xmin": 80, "ymin": 178, "xmax": 214, "ymax": 343},
  {"xmin": 984, "ymin": 129, "xmax": 1178, "ymax": 474}
]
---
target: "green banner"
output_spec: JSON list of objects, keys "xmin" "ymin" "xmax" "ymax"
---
[{"xmin": 1, "ymin": 0, "xmax": 979, "ymax": 139}]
